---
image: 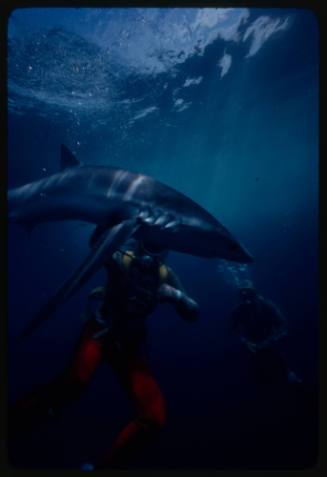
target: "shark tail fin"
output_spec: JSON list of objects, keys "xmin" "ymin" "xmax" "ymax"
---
[
  {"xmin": 60, "ymin": 144, "xmax": 81, "ymax": 170},
  {"xmin": 19, "ymin": 218, "xmax": 141, "ymax": 340}
]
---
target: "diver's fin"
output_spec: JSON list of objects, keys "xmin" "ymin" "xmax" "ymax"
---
[
  {"xmin": 60, "ymin": 144, "xmax": 81, "ymax": 170},
  {"xmin": 20, "ymin": 219, "xmax": 141, "ymax": 339}
]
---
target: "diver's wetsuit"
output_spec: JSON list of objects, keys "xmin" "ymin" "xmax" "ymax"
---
[
  {"xmin": 10, "ymin": 247, "xmax": 198, "ymax": 468},
  {"xmin": 230, "ymin": 296, "xmax": 288, "ymax": 345}
]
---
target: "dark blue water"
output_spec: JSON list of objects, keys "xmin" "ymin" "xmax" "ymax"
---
[{"xmin": 7, "ymin": 8, "xmax": 319, "ymax": 469}]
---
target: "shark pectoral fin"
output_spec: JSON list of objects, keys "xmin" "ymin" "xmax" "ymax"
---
[{"xmin": 20, "ymin": 219, "xmax": 140, "ymax": 339}]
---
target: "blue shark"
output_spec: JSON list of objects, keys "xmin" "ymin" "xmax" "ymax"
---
[{"xmin": 8, "ymin": 145, "xmax": 253, "ymax": 337}]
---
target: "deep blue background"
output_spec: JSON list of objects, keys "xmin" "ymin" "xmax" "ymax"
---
[{"xmin": 7, "ymin": 8, "xmax": 319, "ymax": 469}]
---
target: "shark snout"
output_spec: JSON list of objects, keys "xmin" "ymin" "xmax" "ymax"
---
[
  {"xmin": 238, "ymin": 247, "xmax": 254, "ymax": 263},
  {"xmin": 230, "ymin": 242, "xmax": 254, "ymax": 263},
  {"xmin": 221, "ymin": 234, "xmax": 254, "ymax": 263}
]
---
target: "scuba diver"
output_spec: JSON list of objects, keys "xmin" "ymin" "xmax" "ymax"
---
[
  {"xmin": 229, "ymin": 284, "xmax": 302, "ymax": 386},
  {"xmin": 10, "ymin": 231, "xmax": 199, "ymax": 469}
]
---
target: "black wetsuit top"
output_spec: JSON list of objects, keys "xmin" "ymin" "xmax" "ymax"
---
[
  {"xmin": 230, "ymin": 296, "xmax": 287, "ymax": 344},
  {"xmin": 98, "ymin": 250, "xmax": 168, "ymax": 344}
]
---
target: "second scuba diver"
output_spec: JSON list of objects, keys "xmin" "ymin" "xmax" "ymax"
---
[{"xmin": 230, "ymin": 285, "xmax": 302, "ymax": 386}]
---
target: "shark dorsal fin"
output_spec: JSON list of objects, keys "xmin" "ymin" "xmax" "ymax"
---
[{"xmin": 60, "ymin": 144, "xmax": 81, "ymax": 170}]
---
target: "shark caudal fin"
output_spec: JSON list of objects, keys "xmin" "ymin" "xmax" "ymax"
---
[
  {"xmin": 60, "ymin": 144, "xmax": 81, "ymax": 170},
  {"xmin": 20, "ymin": 218, "xmax": 141, "ymax": 339}
]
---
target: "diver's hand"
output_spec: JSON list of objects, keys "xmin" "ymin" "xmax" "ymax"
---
[
  {"xmin": 243, "ymin": 340, "xmax": 259, "ymax": 353},
  {"xmin": 176, "ymin": 296, "xmax": 199, "ymax": 322},
  {"xmin": 138, "ymin": 208, "xmax": 179, "ymax": 232},
  {"xmin": 158, "ymin": 284, "xmax": 198, "ymax": 322}
]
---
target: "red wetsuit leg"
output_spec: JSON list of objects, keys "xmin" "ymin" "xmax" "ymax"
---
[
  {"xmin": 10, "ymin": 319, "xmax": 104, "ymax": 433},
  {"xmin": 98, "ymin": 345, "xmax": 166, "ymax": 468}
]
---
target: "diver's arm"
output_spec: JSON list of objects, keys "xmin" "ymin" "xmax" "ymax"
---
[
  {"xmin": 257, "ymin": 326, "xmax": 288, "ymax": 349},
  {"xmin": 159, "ymin": 267, "xmax": 198, "ymax": 322},
  {"xmin": 167, "ymin": 268, "xmax": 199, "ymax": 320},
  {"xmin": 158, "ymin": 283, "xmax": 199, "ymax": 322},
  {"xmin": 165, "ymin": 267, "xmax": 187, "ymax": 293}
]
